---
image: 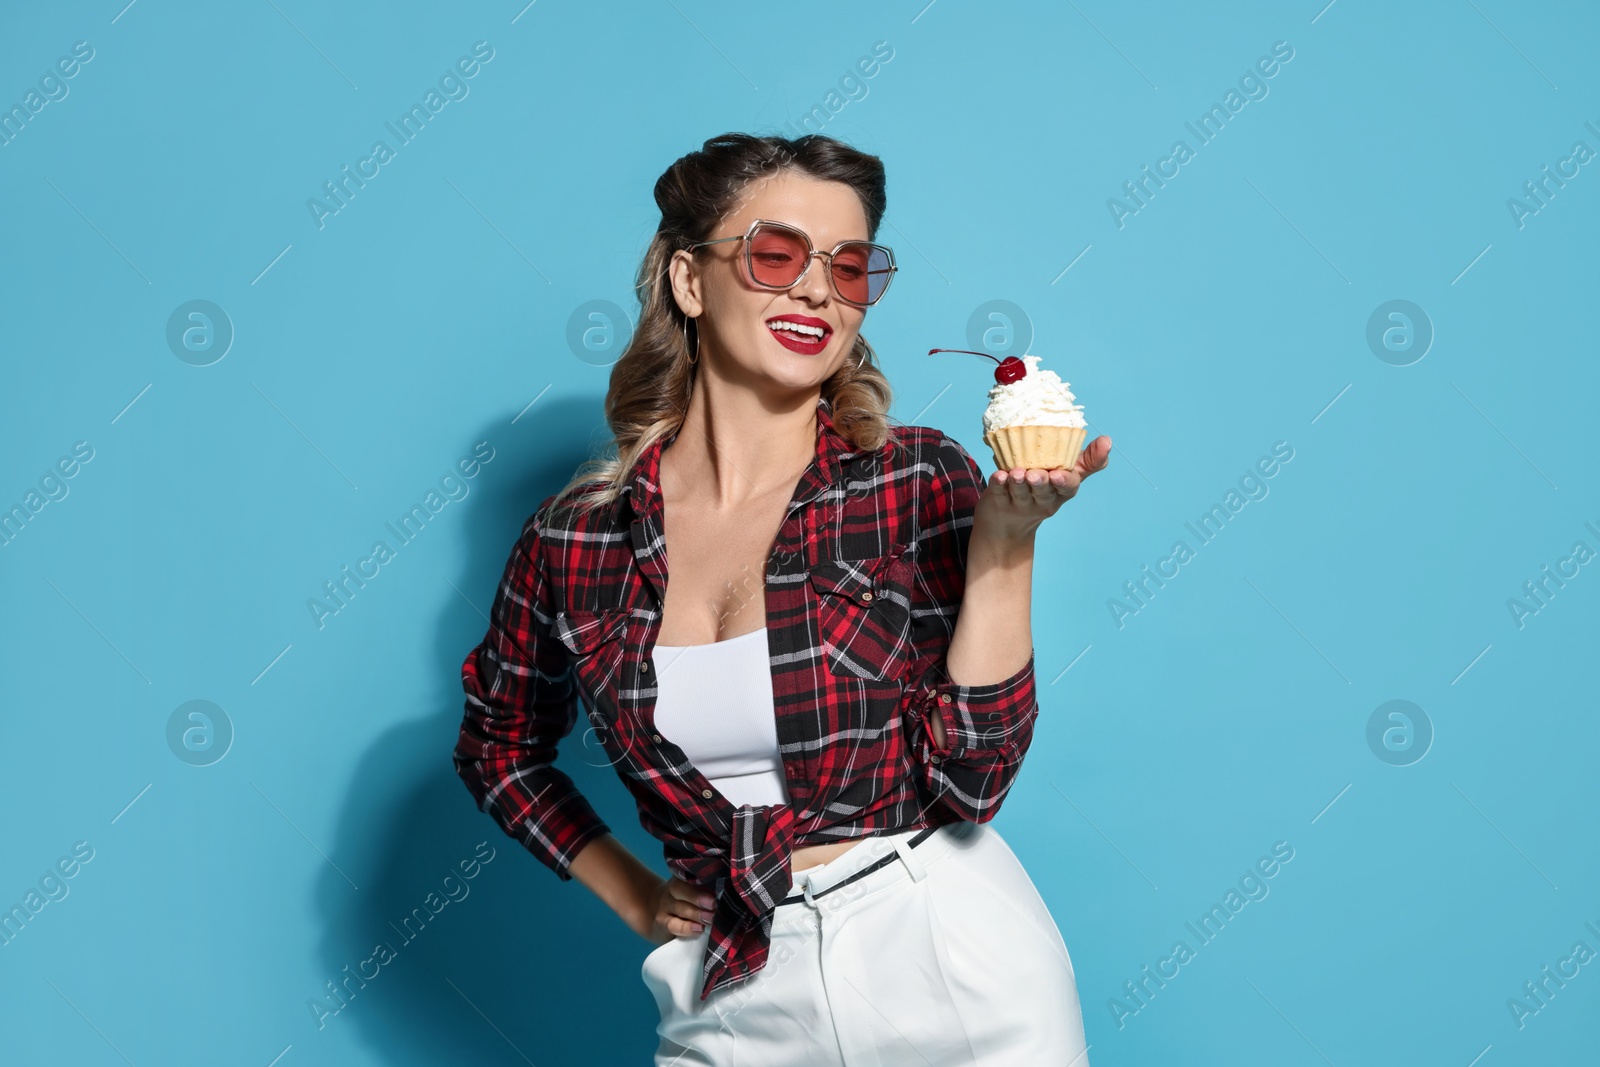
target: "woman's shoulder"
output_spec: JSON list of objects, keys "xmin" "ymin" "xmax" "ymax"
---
[
  {"xmin": 514, "ymin": 481, "xmax": 620, "ymax": 555},
  {"xmin": 884, "ymin": 422, "xmax": 985, "ymax": 484}
]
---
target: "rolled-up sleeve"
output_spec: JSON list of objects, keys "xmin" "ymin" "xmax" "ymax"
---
[
  {"xmin": 900, "ymin": 433, "xmax": 1041, "ymax": 822},
  {"xmin": 454, "ymin": 505, "xmax": 611, "ymax": 880}
]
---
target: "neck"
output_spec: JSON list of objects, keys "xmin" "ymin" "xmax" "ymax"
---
[{"xmin": 666, "ymin": 376, "xmax": 819, "ymax": 509}]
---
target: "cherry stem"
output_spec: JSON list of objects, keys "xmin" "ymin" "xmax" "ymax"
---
[{"xmin": 928, "ymin": 348, "xmax": 1001, "ymax": 365}]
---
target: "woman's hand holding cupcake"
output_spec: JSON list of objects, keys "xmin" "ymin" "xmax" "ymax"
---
[
  {"xmin": 927, "ymin": 348, "xmax": 1110, "ymax": 707},
  {"xmin": 980, "ymin": 435, "xmax": 1112, "ymax": 541},
  {"xmin": 928, "ymin": 348, "xmax": 1111, "ymax": 543}
]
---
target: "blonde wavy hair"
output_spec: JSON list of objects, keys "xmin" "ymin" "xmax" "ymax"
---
[{"xmin": 550, "ymin": 131, "xmax": 896, "ymax": 516}]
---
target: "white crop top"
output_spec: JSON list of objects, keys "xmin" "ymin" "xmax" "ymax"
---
[{"xmin": 650, "ymin": 626, "xmax": 791, "ymax": 808}]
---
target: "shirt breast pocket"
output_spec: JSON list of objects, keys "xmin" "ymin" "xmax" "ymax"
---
[
  {"xmin": 552, "ymin": 608, "xmax": 631, "ymax": 715},
  {"xmin": 809, "ymin": 547, "xmax": 914, "ymax": 683}
]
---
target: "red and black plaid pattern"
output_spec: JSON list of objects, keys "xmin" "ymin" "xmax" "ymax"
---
[{"xmin": 455, "ymin": 397, "xmax": 1040, "ymax": 1001}]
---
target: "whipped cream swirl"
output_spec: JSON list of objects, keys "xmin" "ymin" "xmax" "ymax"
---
[{"xmin": 982, "ymin": 354, "xmax": 1086, "ymax": 432}]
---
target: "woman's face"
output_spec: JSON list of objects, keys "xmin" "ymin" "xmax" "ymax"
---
[{"xmin": 671, "ymin": 169, "xmax": 872, "ymax": 394}]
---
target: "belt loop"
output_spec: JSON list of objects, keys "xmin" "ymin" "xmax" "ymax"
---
[
  {"xmin": 892, "ymin": 831, "xmax": 927, "ymax": 883},
  {"xmin": 801, "ymin": 872, "xmax": 818, "ymax": 909}
]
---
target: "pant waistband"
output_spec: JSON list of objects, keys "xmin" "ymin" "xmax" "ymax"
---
[{"xmin": 778, "ymin": 824, "xmax": 942, "ymax": 907}]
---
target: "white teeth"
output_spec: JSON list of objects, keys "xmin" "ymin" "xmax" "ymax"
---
[{"xmin": 768, "ymin": 320, "xmax": 826, "ymax": 339}]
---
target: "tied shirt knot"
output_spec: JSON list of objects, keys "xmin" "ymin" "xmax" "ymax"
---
[{"xmin": 675, "ymin": 802, "xmax": 798, "ymax": 1001}]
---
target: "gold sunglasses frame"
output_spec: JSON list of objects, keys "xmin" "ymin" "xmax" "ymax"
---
[{"xmin": 686, "ymin": 219, "xmax": 898, "ymax": 308}]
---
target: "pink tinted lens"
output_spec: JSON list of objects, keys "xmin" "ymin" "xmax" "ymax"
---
[
  {"xmin": 747, "ymin": 226, "xmax": 808, "ymax": 288},
  {"xmin": 746, "ymin": 225, "xmax": 888, "ymax": 305},
  {"xmin": 829, "ymin": 243, "xmax": 876, "ymax": 305}
]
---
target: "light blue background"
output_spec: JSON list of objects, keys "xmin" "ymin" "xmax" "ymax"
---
[{"xmin": 2, "ymin": 1, "xmax": 1596, "ymax": 1064}]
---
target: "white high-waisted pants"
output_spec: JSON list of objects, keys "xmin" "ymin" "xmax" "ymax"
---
[{"xmin": 641, "ymin": 820, "xmax": 1090, "ymax": 1065}]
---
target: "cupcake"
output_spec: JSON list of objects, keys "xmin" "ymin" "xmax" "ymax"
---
[{"xmin": 981, "ymin": 354, "xmax": 1087, "ymax": 471}]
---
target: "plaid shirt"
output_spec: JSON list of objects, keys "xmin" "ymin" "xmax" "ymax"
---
[{"xmin": 454, "ymin": 397, "xmax": 1039, "ymax": 1001}]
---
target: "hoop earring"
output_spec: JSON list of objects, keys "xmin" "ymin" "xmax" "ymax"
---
[{"xmin": 683, "ymin": 316, "xmax": 699, "ymax": 365}]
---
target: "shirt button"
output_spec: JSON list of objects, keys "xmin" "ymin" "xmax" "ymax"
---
[
  {"xmin": 939, "ymin": 693, "xmax": 952, "ymax": 704},
  {"xmin": 701, "ymin": 789, "xmax": 714, "ymax": 799},
  {"xmin": 931, "ymin": 754, "xmax": 943, "ymax": 764},
  {"xmin": 860, "ymin": 590, "xmax": 874, "ymax": 603},
  {"xmin": 651, "ymin": 734, "xmax": 662, "ymax": 743},
  {"xmin": 640, "ymin": 661, "xmax": 651, "ymax": 673}
]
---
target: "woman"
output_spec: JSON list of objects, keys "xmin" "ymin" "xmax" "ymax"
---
[{"xmin": 455, "ymin": 131, "xmax": 1109, "ymax": 1064}]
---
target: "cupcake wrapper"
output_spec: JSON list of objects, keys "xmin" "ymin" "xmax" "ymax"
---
[{"xmin": 983, "ymin": 424, "xmax": 1087, "ymax": 471}]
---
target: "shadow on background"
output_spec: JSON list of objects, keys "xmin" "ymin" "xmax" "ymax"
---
[{"xmin": 312, "ymin": 396, "xmax": 668, "ymax": 1065}]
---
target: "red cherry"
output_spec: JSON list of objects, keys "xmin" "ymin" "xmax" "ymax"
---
[
  {"xmin": 928, "ymin": 348, "xmax": 1030, "ymax": 385},
  {"xmin": 994, "ymin": 357, "xmax": 1026, "ymax": 384}
]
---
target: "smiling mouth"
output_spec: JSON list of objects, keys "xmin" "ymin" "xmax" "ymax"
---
[{"xmin": 766, "ymin": 319, "xmax": 831, "ymax": 342}]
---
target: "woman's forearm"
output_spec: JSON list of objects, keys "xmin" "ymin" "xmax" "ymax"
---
[
  {"xmin": 927, "ymin": 523, "xmax": 1036, "ymax": 752},
  {"xmin": 566, "ymin": 832, "xmax": 662, "ymax": 936},
  {"xmin": 944, "ymin": 521, "xmax": 1037, "ymax": 690},
  {"xmin": 941, "ymin": 455, "xmax": 1107, "ymax": 708}
]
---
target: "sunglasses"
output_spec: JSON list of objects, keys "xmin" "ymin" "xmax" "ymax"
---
[{"xmin": 687, "ymin": 219, "xmax": 897, "ymax": 308}]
